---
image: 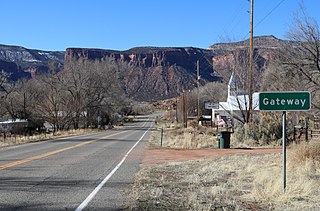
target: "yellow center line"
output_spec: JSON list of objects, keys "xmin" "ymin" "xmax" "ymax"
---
[{"xmin": 0, "ymin": 130, "xmax": 128, "ymax": 170}]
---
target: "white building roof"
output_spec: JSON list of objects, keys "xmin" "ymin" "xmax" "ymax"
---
[
  {"xmin": 0, "ymin": 119, "xmax": 28, "ymax": 124},
  {"xmin": 217, "ymin": 92, "xmax": 260, "ymax": 111},
  {"xmin": 213, "ymin": 71, "xmax": 260, "ymax": 112}
]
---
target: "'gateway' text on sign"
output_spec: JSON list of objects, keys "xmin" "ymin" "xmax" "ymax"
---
[
  {"xmin": 262, "ymin": 98, "xmax": 307, "ymax": 107},
  {"xmin": 259, "ymin": 92, "xmax": 310, "ymax": 111}
]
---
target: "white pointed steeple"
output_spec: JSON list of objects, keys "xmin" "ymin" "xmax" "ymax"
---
[{"xmin": 227, "ymin": 72, "xmax": 237, "ymax": 100}]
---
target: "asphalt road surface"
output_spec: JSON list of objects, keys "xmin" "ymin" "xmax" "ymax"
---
[{"xmin": 0, "ymin": 115, "xmax": 155, "ymax": 210}]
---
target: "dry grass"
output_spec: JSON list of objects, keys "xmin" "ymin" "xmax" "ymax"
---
[
  {"xmin": 151, "ymin": 120, "xmax": 277, "ymax": 149},
  {"xmin": 0, "ymin": 129, "xmax": 100, "ymax": 148},
  {"xmin": 127, "ymin": 140, "xmax": 320, "ymax": 210},
  {"xmin": 289, "ymin": 141, "xmax": 320, "ymax": 166},
  {"xmin": 150, "ymin": 125, "xmax": 217, "ymax": 149},
  {"xmin": 251, "ymin": 141, "xmax": 320, "ymax": 210},
  {"xmin": 128, "ymin": 154, "xmax": 275, "ymax": 210}
]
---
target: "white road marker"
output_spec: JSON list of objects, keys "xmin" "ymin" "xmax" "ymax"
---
[{"xmin": 75, "ymin": 129, "xmax": 149, "ymax": 211}]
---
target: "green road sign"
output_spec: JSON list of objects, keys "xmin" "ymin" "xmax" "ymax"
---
[{"xmin": 259, "ymin": 92, "xmax": 311, "ymax": 111}]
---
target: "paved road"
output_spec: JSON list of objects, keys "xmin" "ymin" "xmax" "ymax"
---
[{"xmin": 0, "ymin": 115, "xmax": 154, "ymax": 210}]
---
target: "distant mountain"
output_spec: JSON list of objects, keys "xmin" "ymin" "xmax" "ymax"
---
[
  {"xmin": 209, "ymin": 35, "xmax": 289, "ymax": 50},
  {"xmin": 209, "ymin": 35, "xmax": 289, "ymax": 91},
  {"xmin": 0, "ymin": 36, "xmax": 289, "ymax": 101},
  {"xmin": 65, "ymin": 47, "xmax": 217, "ymax": 101},
  {"xmin": 0, "ymin": 44, "xmax": 64, "ymax": 80}
]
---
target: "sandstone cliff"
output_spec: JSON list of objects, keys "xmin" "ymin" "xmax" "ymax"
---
[
  {"xmin": 209, "ymin": 36, "xmax": 285, "ymax": 90},
  {"xmin": 64, "ymin": 36, "xmax": 286, "ymax": 101},
  {"xmin": 65, "ymin": 47, "xmax": 218, "ymax": 101},
  {"xmin": 0, "ymin": 36, "xmax": 288, "ymax": 101}
]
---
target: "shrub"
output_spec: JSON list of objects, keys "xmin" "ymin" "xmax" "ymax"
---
[
  {"xmin": 233, "ymin": 113, "xmax": 296, "ymax": 146},
  {"xmin": 289, "ymin": 141, "xmax": 320, "ymax": 166}
]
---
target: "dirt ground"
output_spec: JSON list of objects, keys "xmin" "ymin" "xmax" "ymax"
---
[{"xmin": 142, "ymin": 147, "xmax": 282, "ymax": 167}]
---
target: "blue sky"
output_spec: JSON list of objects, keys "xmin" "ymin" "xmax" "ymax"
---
[{"xmin": 1, "ymin": 0, "xmax": 319, "ymax": 51}]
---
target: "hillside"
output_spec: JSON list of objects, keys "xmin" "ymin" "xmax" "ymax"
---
[
  {"xmin": 0, "ymin": 44, "xmax": 64, "ymax": 80},
  {"xmin": 65, "ymin": 46, "xmax": 217, "ymax": 101},
  {"xmin": 0, "ymin": 36, "xmax": 288, "ymax": 101}
]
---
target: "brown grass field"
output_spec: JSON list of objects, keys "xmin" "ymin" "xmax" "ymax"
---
[{"xmin": 126, "ymin": 127, "xmax": 320, "ymax": 211}]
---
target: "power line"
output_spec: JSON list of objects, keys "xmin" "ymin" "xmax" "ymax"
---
[
  {"xmin": 227, "ymin": 1, "xmax": 248, "ymax": 34},
  {"xmin": 255, "ymin": 0, "xmax": 287, "ymax": 30},
  {"xmin": 242, "ymin": 0, "xmax": 287, "ymax": 40}
]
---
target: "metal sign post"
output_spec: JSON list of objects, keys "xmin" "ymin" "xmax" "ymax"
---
[{"xmin": 282, "ymin": 111, "xmax": 286, "ymax": 193}]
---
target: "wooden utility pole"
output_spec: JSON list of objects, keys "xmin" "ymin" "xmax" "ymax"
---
[
  {"xmin": 175, "ymin": 97, "xmax": 179, "ymax": 123},
  {"xmin": 248, "ymin": 0, "xmax": 254, "ymax": 123},
  {"xmin": 23, "ymin": 92, "xmax": 26, "ymax": 119},
  {"xmin": 182, "ymin": 91, "xmax": 187, "ymax": 128},
  {"xmin": 196, "ymin": 60, "xmax": 200, "ymax": 120}
]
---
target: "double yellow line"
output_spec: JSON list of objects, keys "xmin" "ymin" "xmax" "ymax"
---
[{"xmin": 0, "ymin": 130, "xmax": 127, "ymax": 170}]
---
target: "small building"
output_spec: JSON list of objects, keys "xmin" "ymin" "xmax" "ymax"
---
[
  {"xmin": 0, "ymin": 119, "xmax": 29, "ymax": 134},
  {"xmin": 212, "ymin": 72, "xmax": 260, "ymax": 126}
]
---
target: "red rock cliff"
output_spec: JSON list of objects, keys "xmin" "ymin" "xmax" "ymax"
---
[{"xmin": 65, "ymin": 47, "xmax": 218, "ymax": 101}]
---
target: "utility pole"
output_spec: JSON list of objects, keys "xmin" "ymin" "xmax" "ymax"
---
[
  {"xmin": 175, "ymin": 97, "xmax": 178, "ymax": 123},
  {"xmin": 248, "ymin": 0, "xmax": 254, "ymax": 123},
  {"xmin": 182, "ymin": 91, "xmax": 187, "ymax": 128},
  {"xmin": 23, "ymin": 92, "xmax": 26, "ymax": 119},
  {"xmin": 196, "ymin": 60, "xmax": 200, "ymax": 120}
]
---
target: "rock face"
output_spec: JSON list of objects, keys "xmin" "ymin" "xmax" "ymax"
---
[
  {"xmin": 65, "ymin": 36, "xmax": 287, "ymax": 101},
  {"xmin": 0, "ymin": 36, "xmax": 289, "ymax": 101},
  {"xmin": 209, "ymin": 36, "xmax": 286, "ymax": 90},
  {"xmin": 65, "ymin": 47, "xmax": 218, "ymax": 101},
  {"xmin": 0, "ymin": 44, "xmax": 64, "ymax": 80}
]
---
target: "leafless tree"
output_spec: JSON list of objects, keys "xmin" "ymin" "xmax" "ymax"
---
[
  {"xmin": 212, "ymin": 47, "xmax": 261, "ymax": 124},
  {"xmin": 63, "ymin": 58, "xmax": 129, "ymax": 128},
  {"xmin": 261, "ymin": 61, "xmax": 306, "ymax": 92},
  {"xmin": 31, "ymin": 74, "xmax": 72, "ymax": 131},
  {"xmin": 0, "ymin": 79, "xmax": 34, "ymax": 120},
  {"xmin": 281, "ymin": 5, "xmax": 320, "ymax": 109},
  {"xmin": 0, "ymin": 71, "xmax": 13, "ymax": 118},
  {"xmin": 200, "ymin": 82, "xmax": 227, "ymax": 105},
  {"xmin": 0, "ymin": 70, "xmax": 11, "ymax": 95}
]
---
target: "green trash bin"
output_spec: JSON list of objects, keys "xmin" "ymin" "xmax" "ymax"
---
[{"xmin": 217, "ymin": 131, "xmax": 231, "ymax": 148}]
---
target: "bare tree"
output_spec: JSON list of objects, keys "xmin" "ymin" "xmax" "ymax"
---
[
  {"xmin": 63, "ymin": 58, "xmax": 129, "ymax": 128},
  {"xmin": 200, "ymin": 82, "xmax": 228, "ymax": 105},
  {"xmin": 0, "ymin": 70, "xmax": 11, "ymax": 95},
  {"xmin": 281, "ymin": 5, "xmax": 320, "ymax": 109},
  {"xmin": 261, "ymin": 61, "xmax": 306, "ymax": 92},
  {"xmin": 32, "ymin": 74, "xmax": 73, "ymax": 131},
  {"xmin": 0, "ymin": 70, "xmax": 13, "ymax": 118},
  {"xmin": 212, "ymin": 47, "xmax": 261, "ymax": 124},
  {"xmin": 0, "ymin": 79, "xmax": 35, "ymax": 120}
]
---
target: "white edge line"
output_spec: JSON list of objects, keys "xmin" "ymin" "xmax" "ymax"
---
[{"xmin": 75, "ymin": 128, "xmax": 149, "ymax": 211}]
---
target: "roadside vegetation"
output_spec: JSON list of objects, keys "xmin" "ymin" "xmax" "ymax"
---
[
  {"xmin": 151, "ymin": 119, "xmax": 218, "ymax": 149},
  {"xmin": 127, "ymin": 135, "xmax": 320, "ymax": 210},
  {"xmin": 0, "ymin": 59, "xmax": 147, "ymax": 135},
  {"xmin": 0, "ymin": 128, "xmax": 100, "ymax": 148},
  {"xmin": 0, "ymin": 115, "xmax": 139, "ymax": 148}
]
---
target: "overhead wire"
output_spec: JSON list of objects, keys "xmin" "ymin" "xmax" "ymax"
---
[
  {"xmin": 195, "ymin": 0, "xmax": 289, "ymax": 79},
  {"xmin": 226, "ymin": 1, "xmax": 248, "ymax": 35},
  {"xmin": 255, "ymin": 0, "xmax": 287, "ymax": 31},
  {"xmin": 242, "ymin": 0, "xmax": 287, "ymax": 40},
  {"xmin": 200, "ymin": 1, "xmax": 249, "ymax": 72}
]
